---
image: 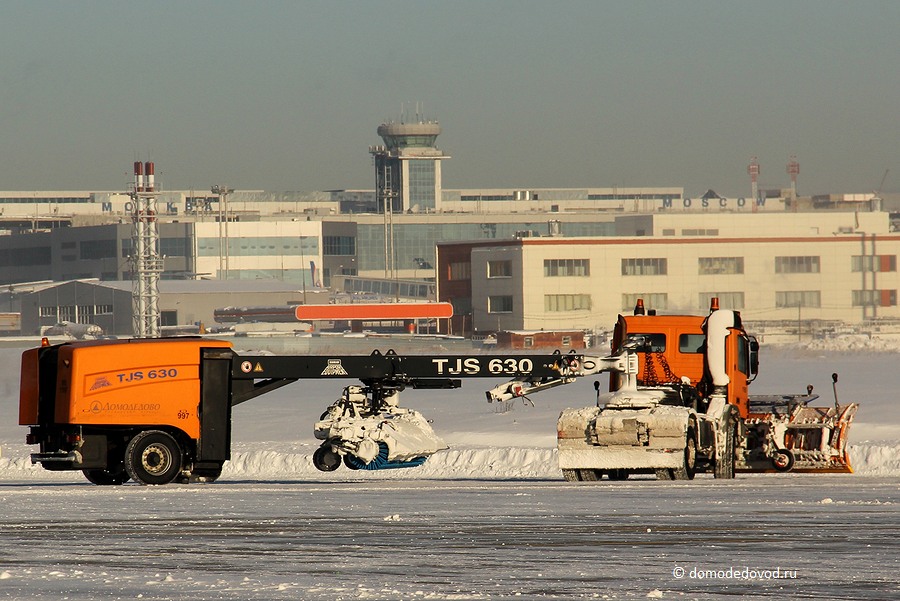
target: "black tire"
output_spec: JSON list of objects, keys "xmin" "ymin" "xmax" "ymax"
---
[
  {"xmin": 772, "ymin": 449, "xmax": 795, "ymax": 472},
  {"xmin": 562, "ymin": 469, "xmax": 581, "ymax": 481},
  {"xmin": 82, "ymin": 468, "xmax": 130, "ymax": 486},
  {"xmin": 313, "ymin": 446, "xmax": 341, "ymax": 472},
  {"xmin": 578, "ymin": 469, "xmax": 602, "ymax": 481},
  {"xmin": 672, "ymin": 428, "xmax": 697, "ymax": 481},
  {"xmin": 655, "ymin": 469, "xmax": 675, "ymax": 480},
  {"xmin": 343, "ymin": 454, "xmax": 360, "ymax": 470},
  {"xmin": 607, "ymin": 469, "xmax": 630, "ymax": 481},
  {"xmin": 124, "ymin": 431, "xmax": 183, "ymax": 485},
  {"xmin": 714, "ymin": 419, "xmax": 736, "ymax": 479}
]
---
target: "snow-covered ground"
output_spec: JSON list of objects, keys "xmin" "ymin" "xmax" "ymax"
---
[{"xmin": 0, "ymin": 340, "xmax": 897, "ymax": 599}]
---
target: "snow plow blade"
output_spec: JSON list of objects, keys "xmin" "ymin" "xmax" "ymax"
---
[{"xmin": 742, "ymin": 396, "xmax": 858, "ymax": 474}]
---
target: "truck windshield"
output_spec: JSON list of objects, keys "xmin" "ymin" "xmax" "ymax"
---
[{"xmin": 625, "ymin": 333, "xmax": 666, "ymax": 352}]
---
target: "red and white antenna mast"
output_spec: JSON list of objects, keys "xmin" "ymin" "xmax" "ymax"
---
[
  {"xmin": 129, "ymin": 161, "xmax": 162, "ymax": 338},
  {"xmin": 747, "ymin": 156, "xmax": 760, "ymax": 201},
  {"xmin": 787, "ymin": 155, "xmax": 800, "ymax": 202}
]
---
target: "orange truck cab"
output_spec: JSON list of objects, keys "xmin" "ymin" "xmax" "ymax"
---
[{"xmin": 611, "ymin": 300, "xmax": 758, "ymax": 419}]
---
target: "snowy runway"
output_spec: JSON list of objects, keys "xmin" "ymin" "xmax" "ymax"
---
[
  {"xmin": 0, "ymin": 476, "xmax": 896, "ymax": 600},
  {"xmin": 1, "ymin": 344, "xmax": 898, "ymax": 599}
]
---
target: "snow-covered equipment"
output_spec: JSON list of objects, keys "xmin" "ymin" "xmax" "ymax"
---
[
  {"xmin": 312, "ymin": 385, "xmax": 447, "ymax": 471},
  {"xmin": 489, "ymin": 298, "xmax": 858, "ymax": 481}
]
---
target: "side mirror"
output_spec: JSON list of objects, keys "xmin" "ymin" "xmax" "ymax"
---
[{"xmin": 748, "ymin": 337, "xmax": 760, "ymax": 381}]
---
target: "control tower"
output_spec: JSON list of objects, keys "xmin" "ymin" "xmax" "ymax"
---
[{"xmin": 369, "ymin": 118, "xmax": 449, "ymax": 214}]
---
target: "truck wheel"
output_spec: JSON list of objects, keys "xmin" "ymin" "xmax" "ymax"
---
[
  {"xmin": 124, "ymin": 431, "xmax": 183, "ymax": 485},
  {"xmin": 82, "ymin": 468, "xmax": 130, "ymax": 486},
  {"xmin": 655, "ymin": 469, "xmax": 674, "ymax": 480},
  {"xmin": 714, "ymin": 420, "xmax": 736, "ymax": 479},
  {"xmin": 608, "ymin": 469, "xmax": 629, "ymax": 480},
  {"xmin": 562, "ymin": 469, "xmax": 580, "ymax": 481},
  {"xmin": 578, "ymin": 469, "xmax": 602, "ymax": 481},
  {"xmin": 313, "ymin": 446, "xmax": 341, "ymax": 471},
  {"xmin": 772, "ymin": 449, "xmax": 795, "ymax": 472},
  {"xmin": 672, "ymin": 429, "xmax": 697, "ymax": 480}
]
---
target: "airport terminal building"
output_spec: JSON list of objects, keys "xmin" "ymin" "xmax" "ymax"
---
[{"xmin": 0, "ymin": 120, "xmax": 897, "ymax": 335}]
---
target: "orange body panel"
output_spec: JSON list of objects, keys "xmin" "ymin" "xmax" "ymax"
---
[{"xmin": 28, "ymin": 338, "xmax": 232, "ymax": 440}]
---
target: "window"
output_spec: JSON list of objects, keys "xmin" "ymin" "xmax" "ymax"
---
[
  {"xmin": 698, "ymin": 292, "xmax": 745, "ymax": 310},
  {"xmin": 160, "ymin": 238, "xmax": 188, "ymax": 257},
  {"xmin": 682, "ymin": 229, "xmax": 719, "ymax": 236},
  {"xmin": 58, "ymin": 305, "xmax": 76, "ymax": 322},
  {"xmin": 0, "ymin": 247, "xmax": 51, "ymax": 267},
  {"xmin": 449, "ymin": 262, "xmax": 471, "ymax": 281},
  {"xmin": 80, "ymin": 239, "xmax": 117, "ymax": 260},
  {"xmin": 523, "ymin": 336, "xmax": 534, "ymax": 348},
  {"xmin": 622, "ymin": 258, "xmax": 667, "ymax": 276},
  {"xmin": 622, "ymin": 293, "xmax": 668, "ymax": 311},
  {"xmin": 544, "ymin": 294, "xmax": 592, "ymax": 312},
  {"xmin": 488, "ymin": 295, "xmax": 513, "ymax": 313},
  {"xmin": 851, "ymin": 255, "xmax": 897, "ymax": 272},
  {"xmin": 95, "ymin": 305, "xmax": 113, "ymax": 315},
  {"xmin": 39, "ymin": 306, "xmax": 56, "ymax": 318},
  {"xmin": 775, "ymin": 256, "xmax": 820, "ymax": 274},
  {"xmin": 698, "ymin": 257, "xmax": 744, "ymax": 275},
  {"xmin": 776, "ymin": 291, "xmax": 821, "ymax": 308},
  {"xmin": 544, "ymin": 259, "xmax": 590, "ymax": 277},
  {"xmin": 561, "ymin": 336, "xmax": 572, "ymax": 347},
  {"xmin": 852, "ymin": 290, "xmax": 898, "ymax": 307},
  {"xmin": 323, "ymin": 236, "xmax": 356, "ymax": 256},
  {"xmin": 625, "ymin": 333, "xmax": 666, "ymax": 352},
  {"xmin": 487, "ymin": 260, "xmax": 512, "ymax": 278},
  {"xmin": 679, "ymin": 334, "xmax": 705, "ymax": 354}
]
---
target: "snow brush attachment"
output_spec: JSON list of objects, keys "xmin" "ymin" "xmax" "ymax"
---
[{"xmin": 344, "ymin": 442, "xmax": 428, "ymax": 470}]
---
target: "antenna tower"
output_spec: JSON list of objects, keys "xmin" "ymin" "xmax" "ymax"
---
[
  {"xmin": 129, "ymin": 161, "xmax": 163, "ymax": 338},
  {"xmin": 747, "ymin": 156, "xmax": 760, "ymax": 201},
  {"xmin": 787, "ymin": 155, "xmax": 800, "ymax": 201}
]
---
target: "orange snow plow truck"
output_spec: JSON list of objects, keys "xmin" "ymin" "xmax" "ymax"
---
[{"xmin": 553, "ymin": 299, "xmax": 859, "ymax": 480}]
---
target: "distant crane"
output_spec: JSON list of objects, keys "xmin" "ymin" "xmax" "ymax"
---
[{"xmin": 873, "ymin": 169, "xmax": 890, "ymax": 207}]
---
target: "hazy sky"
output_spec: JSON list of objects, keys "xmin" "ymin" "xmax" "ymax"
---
[{"xmin": 2, "ymin": 1, "xmax": 898, "ymax": 197}]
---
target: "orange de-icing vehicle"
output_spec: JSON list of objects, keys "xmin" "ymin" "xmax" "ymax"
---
[{"xmin": 19, "ymin": 337, "xmax": 578, "ymax": 485}]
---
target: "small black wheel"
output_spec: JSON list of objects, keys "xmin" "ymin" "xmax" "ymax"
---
[
  {"xmin": 313, "ymin": 446, "xmax": 341, "ymax": 472},
  {"xmin": 343, "ymin": 454, "xmax": 360, "ymax": 470},
  {"xmin": 772, "ymin": 449, "xmax": 795, "ymax": 472},
  {"xmin": 82, "ymin": 468, "xmax": 130, "ymax": 486},
  {"xmin": 124, "ymin": 431, "xmax": 183, "ymax": 485}
]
